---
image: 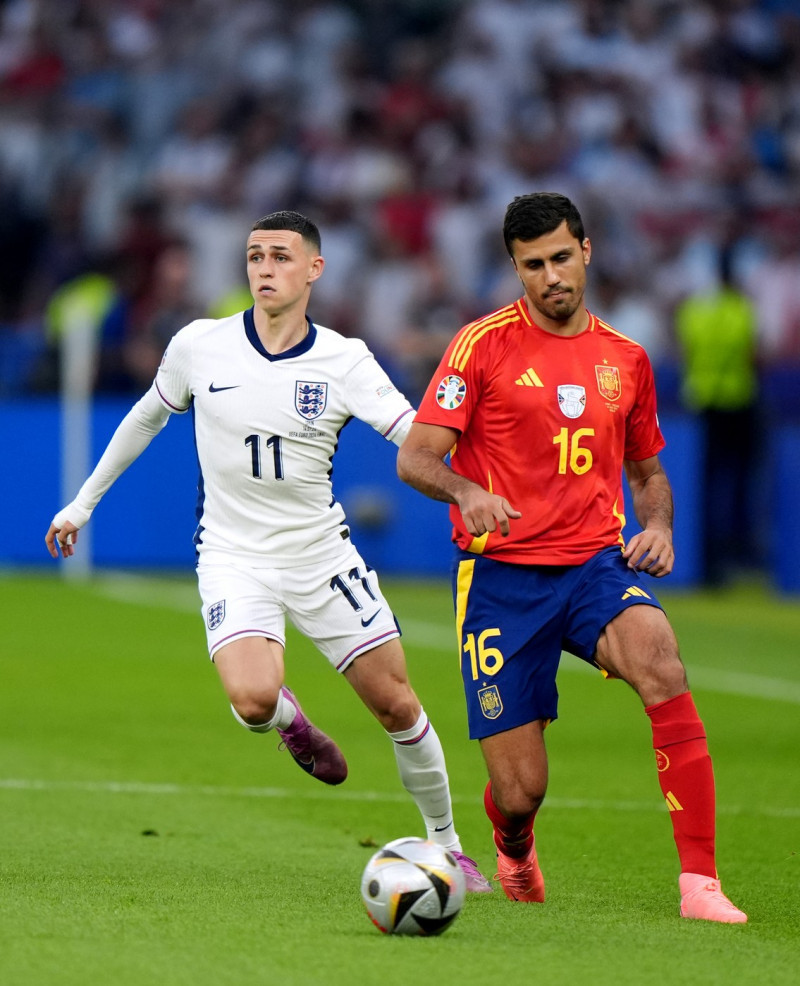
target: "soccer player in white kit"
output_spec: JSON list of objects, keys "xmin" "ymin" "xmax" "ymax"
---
[{"xmin": 45, "ymin": 211, "xmax": 490, "ymax": 892}]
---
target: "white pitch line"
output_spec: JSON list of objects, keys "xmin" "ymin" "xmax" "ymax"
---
[
  {"xmin": 89, "ymin": 576, "xmax": 800, "ymax": 706},
  {"xmin": 1, "ymin": 777, "xmax": 798, "ymax": 819}
]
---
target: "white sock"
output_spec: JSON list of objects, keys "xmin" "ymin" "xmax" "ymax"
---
[
  {"xmin": 388, "ymin": 709, "xmax": 461, "ymax": 852},
  {"xmin": 230, "ymin": 689, "xmax": 296, "ymax": 733}
]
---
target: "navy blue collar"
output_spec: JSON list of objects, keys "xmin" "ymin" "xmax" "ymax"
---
[{"xmin": 243, "ymin": 307, "xmax": 317, "ymax": 360}]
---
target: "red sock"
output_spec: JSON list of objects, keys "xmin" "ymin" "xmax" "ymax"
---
[
  {"xmin": 484, "ymin": 781, "xmax": 535, "ymax": 858},
  {"xmin": 646, "ymin": 691, "xmax": 717, "ymax": 878}
]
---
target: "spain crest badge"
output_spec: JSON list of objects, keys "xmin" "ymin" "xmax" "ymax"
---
[
  {"xmin": 595, "ymin": 364, "xmax": 621, "ymax": 402},
  {"xmin": 478, "ymin": 684, "xmax": 503, "ymax": 720}
]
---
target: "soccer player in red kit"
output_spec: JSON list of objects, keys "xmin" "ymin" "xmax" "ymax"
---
[{"xmin": 397, "ymin": 192, "xmax": 747, "ymax": 923}]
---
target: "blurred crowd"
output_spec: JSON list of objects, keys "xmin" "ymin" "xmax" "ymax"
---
[{"xmin": 1, "ymin": 0, "xmax": 800, "ymax": 403}]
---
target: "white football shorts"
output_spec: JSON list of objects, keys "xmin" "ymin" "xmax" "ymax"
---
[{"xmin": 197, "ymin": 547, "xmax": 401, "ymax": 672}]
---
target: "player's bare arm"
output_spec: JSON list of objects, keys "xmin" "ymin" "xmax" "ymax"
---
[
  {"xmin": 622, "ymin": 454, "xmax": 675, "ymax": 577},
  {"xmin": 397, "ymin": 422, "xmax": 521, "ymax": 537}
]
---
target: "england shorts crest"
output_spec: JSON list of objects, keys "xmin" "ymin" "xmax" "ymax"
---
[
  {"xmin": 295, "ymin": 381, "xmax": 328, "ymax": 420},
  {"xmin": 207, "ymin": 599, "xmax": 226, "ymax": 630}
]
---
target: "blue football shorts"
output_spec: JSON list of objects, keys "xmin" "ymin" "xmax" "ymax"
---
[{"xmin": 451, "ymin": 544, "xmax": 664, "ymax": 739}]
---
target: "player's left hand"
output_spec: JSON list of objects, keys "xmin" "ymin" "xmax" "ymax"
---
[{"xmin": 622, "ymin": 526, "xmax": 674, "ymax": 577}]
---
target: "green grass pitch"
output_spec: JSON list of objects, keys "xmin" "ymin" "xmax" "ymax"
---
[{"xmin": 1, "ymin": 571, "xmax": 798, "ymax": 985}]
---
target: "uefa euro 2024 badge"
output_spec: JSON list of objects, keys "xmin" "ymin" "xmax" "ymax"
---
[{"xmin": 436, "ymin": 375, "xmax": 466, "ymax": 410}]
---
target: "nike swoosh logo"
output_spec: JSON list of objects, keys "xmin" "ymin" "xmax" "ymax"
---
[
  {"xmin": 434, "ymin": 821, "xmax": 453, "ymax": 833},
  {"xmin": 361, "ymin": 610, "xmax": 381, "ymax": 627},
  {"xmin": 208, "ymin": 383, "xmax": 241, "ymax": 393}
]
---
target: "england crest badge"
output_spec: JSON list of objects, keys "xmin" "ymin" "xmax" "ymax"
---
[
  {"xmin": 295, "ymin": 381, "xmax": 328, "ymax": 420},
  {"xmin": 207, "ymin": 599, "xmax": 226, "ymax": 630}
]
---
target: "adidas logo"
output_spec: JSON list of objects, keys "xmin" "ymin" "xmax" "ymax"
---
[
  {"xmin": 515, "ymin": 367, "xmax": 543, "ymax": 387},
  {"xmin": 622, "ymin": 585, "xmax": 651, "ymax": 600},
  {"xmin": 665, "ymin": 791, "xmax": 684, "ymax": 812}
]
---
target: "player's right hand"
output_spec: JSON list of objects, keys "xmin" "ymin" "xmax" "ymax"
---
[
  {"xmin": 45, "ymin": 519, "xmax": 80, "ymax": 559},
  {"xmin": 457, "ymin": 488, "xmax": 521, "ymax": 538}
]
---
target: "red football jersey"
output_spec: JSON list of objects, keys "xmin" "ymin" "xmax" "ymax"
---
[{"xmin": 415, "ymin": 298, "xmax": 665, "ymax": 564}]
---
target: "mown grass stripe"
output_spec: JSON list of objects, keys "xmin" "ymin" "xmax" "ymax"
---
[{"xmin": 3, "ymin": 777, "xmax": 798, "ymax": 818}]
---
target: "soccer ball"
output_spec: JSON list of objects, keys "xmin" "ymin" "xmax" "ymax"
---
[{"xmin": 360, "ymin": 837, "xmax": 466, "ymax": 936}]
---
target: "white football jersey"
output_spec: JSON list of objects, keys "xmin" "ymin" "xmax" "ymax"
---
[{"xmin": 155, "ymin": 309, "xmax": 414, "ymax": 568}]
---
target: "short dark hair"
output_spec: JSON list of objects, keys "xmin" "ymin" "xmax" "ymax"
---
[
  {"xmin": 251, "ymin": 211, "xmax": 322, "ymax": 253},
  {"xmin": 502, "ymin": 193, "xmax": 585, "ymax": 255}
]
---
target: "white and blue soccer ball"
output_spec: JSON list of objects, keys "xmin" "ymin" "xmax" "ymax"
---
[{"xmin": 360, "ymin": 837, "xmax": 466, "ymax": 936}]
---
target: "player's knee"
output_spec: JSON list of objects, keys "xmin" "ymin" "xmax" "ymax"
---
[
  {"xmin": 494, "ymin": 785, "xmax": 544, "ymax": 820},
  {"xmin": 646, "ymin": 624, "xmax": 686, "ymax": 682},
  {"xmin": 632, "ymin": 638, "xmax": 688, "ymax": 703},
  {"xmin": 346, "ymin": 651, "xmax": 421, "ymax": 731},
  {"xmin": 603, "ymin": 607, "xmax": 687, "ymax": 701},
  {"xmin": 229, "ymin": 689, "xmax": 279, "ymax": 726},
  {"xmin": 653, "ymin": 653, "xmax": 688, "ymax": 694},
  {"xmin": 365, "ymin": 682, "xmax": 422, "ymax": 733},
  {"xmin": 377, "ymin": 689, "xmax": 421, "ymax": 733}
]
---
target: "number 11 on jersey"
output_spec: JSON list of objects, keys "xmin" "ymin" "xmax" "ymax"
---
[{"xmin": 245, "ymin": 434, "xmax": 285, "ymax": 480}]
